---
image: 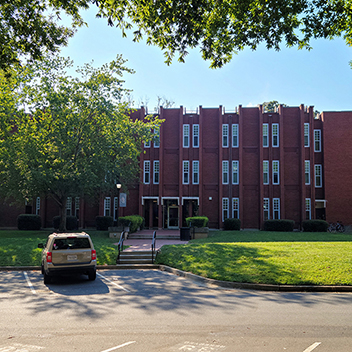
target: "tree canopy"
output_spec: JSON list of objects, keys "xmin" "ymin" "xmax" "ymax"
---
[
  {"xmin": 1, "ymin": 0, "xmax": 352, "ymax": 71},
  {"xmin": 0, "ymin": 55, "xmax": 161, "ymax": 231}
]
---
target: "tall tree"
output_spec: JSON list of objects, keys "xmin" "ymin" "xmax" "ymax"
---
[
  {"xmin": 0, "ymin": 55, "xmax": 162, "ymax": 231},
  {"xmin": 1, "ymin": 0, "xmax": 352, "ymax": 71}
]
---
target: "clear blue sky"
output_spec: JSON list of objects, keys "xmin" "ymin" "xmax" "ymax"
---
[{"xmin": 60, "ymin": 7, "xmax": 352, "ymax": 113}]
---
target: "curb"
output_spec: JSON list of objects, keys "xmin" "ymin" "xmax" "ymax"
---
[{"xmin": 2, "ymin": 265, "xmax": 352, "ymax": 292}]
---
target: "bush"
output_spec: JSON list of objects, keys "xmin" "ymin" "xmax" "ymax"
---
[
  {"xmin": 95, "ymin": 216, "xmax": 113, "ymax": 231},
  {"xmin": 118, "ymin": 215, "xmax": 144, "ymax": 233},
  {"xmin": 17, "ymin": 214, "xmax": 41, "ymax": 230},
  {"xmin": 53, "ymin": 216, "xmax": 79, "ymax": 231},
  {"xmin": 263, "ymin": 219, "xmax": 294, "ymax": 232},
  {"xmin": 185, "ymin": 216, "xmax": 209, "ymax": 228},
  {"xmin": 302, "ymin": 220, "xmax": 329, "ymax": 232},
  {"xmin": 224, "ymin": 218, "xmax": 241, "ymax": 231}
]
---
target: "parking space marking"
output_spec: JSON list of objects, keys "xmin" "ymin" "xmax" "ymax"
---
[
  {"xmin": 23, "ymin": 272, "xmax": 36, "ymax": 295},
  {"xmin": 100, "ymin": 341, "xmax": 136, "ymax": 352},
  {"xmin": 303, "ymin": 342, "xmax": 321, "ymax": 352},
  {"xmin": 97, "ymin": 273, "xmax": 131, "ymax": 293}
]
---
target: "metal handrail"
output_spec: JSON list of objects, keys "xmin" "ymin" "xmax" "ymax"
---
[
  {"xmin": 116, "ymin": 231, "xmax": 125, "ymax": 264},
  {"xmin": 151, "ymin": 230, "xmax": 156, "ymax": 264}
]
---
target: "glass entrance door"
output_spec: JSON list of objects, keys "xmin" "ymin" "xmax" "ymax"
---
[{"xmin": 167, "ymin": 206, "xmax": 179, "ymax": 229}]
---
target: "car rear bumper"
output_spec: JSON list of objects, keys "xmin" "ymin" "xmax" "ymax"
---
[{"xmin": 45, "ymin": 264, "xmax": 96, "ymax": 276}]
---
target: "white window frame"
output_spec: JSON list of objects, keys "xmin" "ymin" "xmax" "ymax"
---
[
  {"xmin": 144, "ymin": 140, "xmax": 151, "ymax": 148},
  {"xmin": 273, "ymin": 160, "xmax": 279, "ymax": 185},
  {"xmin": 263, "ymin": 160, "xmax": 269, "ymax": 185},
  {"xmin": 183, "ymin": 124, "xmax": 190, "ymax": 148},
  {"xmin": 192, "ymin": 160, "xmax": 199, "ymax": 184},
  {"xmin": 154, "ymin": 128, "xmax": 160, "ymax": 148},
  {"xmin": 305, "ymin": 198, "xmax": 311, "ymax": 220},
  {"xmin": 315, "ymin": 164, "xmax": 322, "ymax": 188},
  {"xmin": 66, "ymin": 197, "xmax": 72, "ymax": 216},
  {"xmin": 305, "ymin": 160, "xmax": 310, "ymax": 185},
  {"xmin": 104, "ymin": 197, "xmax": 111, "ymax": 217},
  {"xmin": 314, "ymin": 129, "xmax": 321, "ymax": 152},
  {"xmin": 232, "ymin": 160, "xmax": 239, "ymax": 185},
  {"xmin": 153, "ymin": 160, "xmax": 159, "ymax": 184},
  {"xmin": 144, "ymin": 160, "xmax": 150, "ymax": 184},
  {"xmin": 272, "ymin": 123, "xmax": 279, "ymax": 147},
  {"xmin": 36, "ymin": 197, "xmax": 40, "ymax": 215},
  {"xmin": 304, "ymin": 123, "xmax": 310, "ymax": 147},
  {"xmin": 222, "ymin": 160, "xmax": 229, "ymax": 184},
  {"xmin": 222, "ymin": 198, "xmax": 229, "ymax": 222},
  {"xmin": 183, "ymin": 160, "xmax": 189, "ymax": 184},
  {"xmin": 263, "ymin": 123, "xmax": 269, "ymax": 147},
  {"xmin": 232, "ymin": 198, "xmax": 239, "ymax": 219},
  {"xmin": 232, "ymin": 124, "xmax": 239, "ymax": 147},
  {"xmin": 193, "ymin": 124, "xmax": 199, "ymax": 148},
  {"xmin": 222, "ymin": 124, "xmax": 229, "ymax": 148},
  {"xmin": 273, "ymin": 198, "xmax": 280, "ymax": 219},
  {"xmin": 263, "ymin": 198, "xmax": 270, "ymax": 220}
]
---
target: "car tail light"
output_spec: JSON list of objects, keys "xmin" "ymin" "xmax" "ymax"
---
[
  {"xmin": 46, "ymin": 252, "xmax": 52, "ymax": 263},
  {"xmin": 91, "ymin": 250, "xmax": 96, "ymax": 260}
]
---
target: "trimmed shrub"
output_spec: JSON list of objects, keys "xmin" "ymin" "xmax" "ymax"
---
[
  {"xmin": 17, "ymin": 214, "xmax": 41, "ymax": 230},
  {"xmin": 53, "ymin": 216, "xmax": 79, "ymax": 231},
  {"xmin": 263, "ymin": 219, "xmax": 294, "ymax": 232},
  {"xmin": 95, "ymin": 216, "xmax": 113, "ymax": 231},
  {"xmin": 185, "ymin": 216, "xmax": 209, "ymax": 228},
  {"xmin": 224, "ymin": 218, "xmax": 241, "ymax": 231},
  {"xmin": 302, "ymin": 220, "xmax": 329, "ymax": 232},
  {"xmin": 118, "ymin": 215, "xmax": 144, "ymax": 233}
]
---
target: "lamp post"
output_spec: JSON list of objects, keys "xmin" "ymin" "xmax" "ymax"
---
[{"xmin": 116, "ymin": 183, "xmax": 122, "ymax": 227}]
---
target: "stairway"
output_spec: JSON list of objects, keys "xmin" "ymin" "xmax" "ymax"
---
[{"xmin": 116, "ymin": 250, "xmax": 158, "ymax": 269}]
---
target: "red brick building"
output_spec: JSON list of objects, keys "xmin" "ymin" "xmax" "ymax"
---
[{"xmin": 2, "ymin": 104, "xmax": 352, "ymax": 230}]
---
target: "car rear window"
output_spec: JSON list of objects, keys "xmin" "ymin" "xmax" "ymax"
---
[{"xmin": 52, "ymin": 238, "xmax": 91, "ymax": 250}]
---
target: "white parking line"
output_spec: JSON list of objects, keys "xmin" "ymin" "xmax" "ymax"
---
[
  {"xmin": 97, "ymin": 273, "xmax": 131, "ymax": 293},
  {"xmin": 100, "ymin": 341, "xmax": 136, "ymax": 352},
  {"xmin": 303, "ymin": 342, "xmax": 321, "ymax": 352},
  {"xmin": 23, "ymin": 272, "xmax": 36, "ymax": 295}
]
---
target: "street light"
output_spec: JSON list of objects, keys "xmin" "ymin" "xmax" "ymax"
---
[{"xmin": 116, "ymin": 183, "xmax": 122, "ymax": 227}]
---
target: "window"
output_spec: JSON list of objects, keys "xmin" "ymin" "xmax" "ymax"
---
[
  {"xmin": 183, "ymin": 161, "xmax": 189, "ymax": 184},
  {"xmin": 222, "ymin": 198, "xmax": 229, "ymax": 222},
  {"xmin": 222, "ymin": 124, "xmax": 229, "ymax": 147},
  {"xmin": 305, "ymin": 198, "xmax": 311, "ymax": 220},
  {"xmin": 314, "ymin": 129, "xmax": 321, "ymax": 152},
  {"xmin": 153, "ymin": 161, "xmax": 159, "ymax": 184},
  {"xmin": 263, "ymin": 161, "xmax": 269, "ymax": 184},
  {"xmin": 263, "ymin": 124, "xmax": 269, "ymax": 147},
  {"xmin": 144, "ymin": 161, "xmax": 150, "ymax": 184},
  {"xmin": 263, "ymin": 198, "xmax": 270, "ymax": 221},
  {"xmin": 36, "ymin": 197, "xmax": 40, "ymax": 215},
  {"xmin": 144, "ymin": 140, "xmax": 150, "ymax": 148},
  {"xmin": 232, "ymin": 160, "xmax": 239, "ymax": 184},
  {"xmin": 273, "ymin": 160, "xmax": 279, "ymax": 185},
  {"xmin": 273, "ymin": 198, "xmax": 280, "ymax": 219},
  {"xmin": 66, "ymin": 197, "xmax": 72, "ymax": 216},
  {"xmin": 222, "ymin": 161, "xmax": 229, "ymax": 184},
  {"xmin": 272, "ymin": 123, "xmax": 279, "ymax": 147},
  {"xmin": 315, "ymin": 164, "xmax": 322, "ymax": 188},
  {"xmin": 114, "ymin": 197, "xmax": 118, "ymax": 221},
  {"xmin": 304, "ymin": 123, "xmax": 309, "ymax": 147},
  {"xmin": 193, "ymin": 124, "xmax": 199, "ymax": 148},
  {"xmin": 305, "ymin": 160, "xmax": 310, "ymax": 185},
  {"xmin": 183, "ymin": 124, "xmax": 190, "ymax": 148},
  {"xmin": 154, "ymin": 129, "xmax": 160, "ymax": 148},
  {"xmin": 232, "ymin": 124, "xmax": 239, "ymax": 147},
  {"xmin": 192, "ymin": 160, "xmax": 199, "ymax": 184},
  {"xmin": 104, "ymin": 197, "xmax": 111, "ymax": 217},
  {"xmin": 75, "ymin": 197, "xmax": 80, "ymax": 218},
  {"xmin": 232, "ymin": 198, "xmax": 239, "ymax": 219}
]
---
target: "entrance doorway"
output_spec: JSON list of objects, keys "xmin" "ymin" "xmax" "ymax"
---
[{"xmin": 167, "ymin": 206, "xmax": 179, "ymax": 229}]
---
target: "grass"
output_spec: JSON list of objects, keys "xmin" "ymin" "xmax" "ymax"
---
[
  {"xmin": 0, "ymin": 230, "xmax": 119, "ymax": 266},
  {"xmin": 155, "ymin": 231, "xmax": 352, "ymax": 286}
]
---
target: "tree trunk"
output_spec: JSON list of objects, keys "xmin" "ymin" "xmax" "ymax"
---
[{"xmin": 58, "ymin": 197, "xmax": 67, "ymax": 233}]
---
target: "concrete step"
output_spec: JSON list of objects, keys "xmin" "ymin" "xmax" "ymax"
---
[
  {"xmin": 114, "ymin": 264, "xmax": 159, "ymax": 269},
  {"xmin": 118, "ymin": 250, "xmax": 156, "ymax": 264},
  {"xmin": 127, "ymin": 234, "xmax": 180, "ymax": 240}
]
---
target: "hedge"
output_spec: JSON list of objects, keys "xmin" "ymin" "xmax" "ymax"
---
[
  {"xmin": 118, "ymin": 215, "xmax": 144, "ymax": 233},
  {"xmin": 224, "ymin": 218, "xmax": 241, "ymax": 231},
  {"xmin": 95, "ymin": 216, "xmax": 113, "ymax": 231},
  {"xmin": 185, "ymin": 216, "xmax": 209, "ymax": 228},
  {"xmin": 17, "ymin": 214, "xmax": 41, "ymax": 230},
  {"xmin": 263, "ymin": 219, "xmax": 295, "ymax": 232},
  {"xmin": 53, "ymin": 216, "xmax": 79, "ymax": 231},
  {"xmin": 302, "ymin": 220, "xmax": 329, "ymax": 232}
]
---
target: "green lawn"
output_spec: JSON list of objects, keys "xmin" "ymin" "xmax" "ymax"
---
[
  {"xmin": 155, "ymin": 231, "xmax": 352, "ymax": 286},
  {"xmin": 0, "ymin": 230, "xmax": 119, "ymax": 266}
]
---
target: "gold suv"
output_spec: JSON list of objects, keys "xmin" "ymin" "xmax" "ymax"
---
[{"xmin": 38, "ymin": 232, "xmax": 97, "ymax": 284}]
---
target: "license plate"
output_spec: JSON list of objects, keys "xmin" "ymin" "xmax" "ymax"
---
[{"xmin": 67, "ymin": 255, "xmax": 77, "ymax": 261}]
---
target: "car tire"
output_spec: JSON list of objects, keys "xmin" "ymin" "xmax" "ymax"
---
[
  {"xmin": 41, "ymin": 263, "xmax": 44, "ymax": 275},
  {"xmin": 88, "ymin": 270, "xmax": 96, "ymax": 281},
  {"xmin": 43, "ymin": 272, "xmax": 52, "ymax": 284}
]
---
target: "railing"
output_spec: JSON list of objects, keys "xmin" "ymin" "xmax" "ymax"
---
[
  {"xmin": 116, "ymin": 231, "xmax": 125, "ymax": 264},
  {"xmin": 151, "ymin": 230, "xmax": 156, "ymax": 264}
]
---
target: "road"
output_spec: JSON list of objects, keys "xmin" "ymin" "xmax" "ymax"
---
[{"xmin": 1, "ymin": 269, "xmax": 352, "ymax": 352}]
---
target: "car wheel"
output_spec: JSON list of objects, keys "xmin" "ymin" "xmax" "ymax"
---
[
  {"xmin": 43, "ymin": 272, "xmax": 52, "ymax": 284},
  {"xmin": 88, "ymin": 270, "xmax": 96, "ymax": 281},
  {"xmin": 41, "ymin": 263, "xmax": 44, "ymax": 275}
]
